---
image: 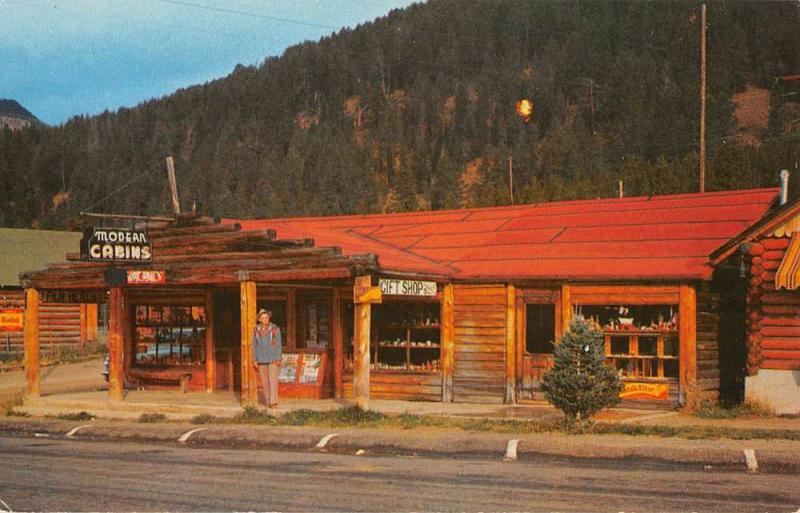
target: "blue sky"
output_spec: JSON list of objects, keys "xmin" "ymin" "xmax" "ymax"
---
[{"xmin": 1, "ymin": 0, "xmax": 417, "ymax": 125}]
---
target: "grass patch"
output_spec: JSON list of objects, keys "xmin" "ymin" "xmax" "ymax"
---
[
  {"xmin": 694, "ymin": 400, "xmax": 775, "ymax": 419},
  {"xmin": 6, "ymin": 409, "xmax": 30, "ymax": 417},
  {"xmin": 191, "ymin": 414, "xmax": 222, "ymax": 425},
  {"xmin": 232, "ymin": 406, "xmax": 278, "ymax": 424},
  {"xmin": 138, "ymin": 413, "xmax": 167, "ymax": 423},
  {"xmin": 56, "ymin": 411, "xmax": 96, "ymax": 421}
]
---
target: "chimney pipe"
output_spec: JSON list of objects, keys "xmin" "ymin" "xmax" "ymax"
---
[{"xmin": 780, "ymin": 169, "xmax": 790, "ymax": 205}]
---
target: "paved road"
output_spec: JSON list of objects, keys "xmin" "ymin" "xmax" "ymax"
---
[{"xmin": 1, "ymin": 434, "xmax": 798, "ymax": 513}]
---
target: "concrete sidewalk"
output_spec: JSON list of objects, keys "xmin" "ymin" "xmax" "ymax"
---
[{"xmin": 0, "ymin": 357, "xmax": 106, "ymax": 405}]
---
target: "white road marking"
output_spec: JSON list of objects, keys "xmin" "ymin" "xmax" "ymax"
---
[
  {"xmin": 66, "ymin": 425, "xmax": 91, "ymax": 438},
  {"xmin": 355, "ymin": 449, "xmax": 365, "ymax": 456},
  {"xmin": 178, "ymin": 428, "xmax": 206, "ymax": 443},
  {"xmin": 33, "ymin": 433, "xmax": 50, "ymax": 438},
  {"xmin": 315, "ymin": 433, "xmax": 340, "ymax": 449},
  {"xmin": 504, "ymin": 439, "xmax": 519, "ymax": 462},
  {"xmin": 743, "ymin": 448, "xmax": 758, "ymax": 473}
]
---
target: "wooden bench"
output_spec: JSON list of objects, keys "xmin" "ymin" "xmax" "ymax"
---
[{"xmin": 131, "ymin": 370, "xmax": 193, "ymax": 393}]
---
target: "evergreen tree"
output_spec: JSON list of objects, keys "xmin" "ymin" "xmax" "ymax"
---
[{"xmin": 542, "ymin": 317, "xmax": 623, "ymax": 429}]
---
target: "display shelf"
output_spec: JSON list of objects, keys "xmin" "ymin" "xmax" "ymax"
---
[{"xmin": 370, "ymin": 300, "xmax": 442, "ymax": 373}]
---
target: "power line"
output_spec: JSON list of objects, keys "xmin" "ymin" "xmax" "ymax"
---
[{"xmin": 156, "ymin": 0, "xmax": 336, "ymax": 30}]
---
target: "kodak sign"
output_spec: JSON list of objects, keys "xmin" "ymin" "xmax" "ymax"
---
[{"xmin": 0, "ymin": 308, "xmax": 24, "ymax": 332}]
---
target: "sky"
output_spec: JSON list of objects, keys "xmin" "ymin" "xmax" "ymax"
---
[{"xmin": 1, "ymin": 0, "xmax": 417, "ymax": 125}]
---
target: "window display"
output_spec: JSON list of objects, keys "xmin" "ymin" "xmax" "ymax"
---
[
  {"xmin": 133, "ymin": 305, "xmax": 206, "ymax": 367},
  {"xmin": 576, "ymin": 304, "xmax": 679, "ymax": 381},
  {"xmin": 353, "ymin": 301, "xmax": 441, "ymax": 373}
]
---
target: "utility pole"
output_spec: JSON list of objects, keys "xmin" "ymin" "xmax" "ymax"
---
[
  {"xmin": 699, "ymin": 4, "xmax": 707, "ymax": 193},
  {"xmin": 165, "ymin": 156, "xmax": 181, "ymax": 215},
  {"xmin": 508, "ymin": 156, "xmax": 515, "ymax": 205},
  {"xmin": 618, "ymin": 180, "xmax": 624, "ymax": 199}
]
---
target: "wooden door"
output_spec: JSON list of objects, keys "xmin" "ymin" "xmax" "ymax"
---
[
  {"xmin": 214, "ymin": 293, "xmax": 241, "ymax": 391},
  {"xmin": 452, "ymin": 284, "xmax": 507, "ymax": 403},
  {"xmin": 517, "ymin": 290, "xmax": 560, "ymax": 400}
]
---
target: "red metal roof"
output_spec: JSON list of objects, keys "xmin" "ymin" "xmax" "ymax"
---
[{"xmin": 235, "ymin": 188, "xmax": 779, "ymax": 282}]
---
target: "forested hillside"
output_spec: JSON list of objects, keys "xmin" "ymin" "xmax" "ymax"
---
[{"xmin": 1, "ymin": 0, "xmax": 799, "ymax": 229}]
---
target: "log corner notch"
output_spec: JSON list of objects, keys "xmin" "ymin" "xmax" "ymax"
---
[
  {"xmin": 352, "ymin": 275, "xmax": 375, "ymax": 410},
  {"xmin": 23, "ymin": 287, "xmax": 40, "ymax": 399}
]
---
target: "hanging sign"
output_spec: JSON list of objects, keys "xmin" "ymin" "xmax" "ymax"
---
[
  {"xmin": 41, "ymin": 289, "xmax": 108, "ymax": 304},
  {"xmin": 0, "ymin": 308, "xmax": 24, "ymax": 332},
  {"xmin": 126, "ymin": 269, "xmax": 166, "ymax": 285},
  {"xmin": 80, "ymin": 228, "xmax": 152, "ymax": 262},
  {"xmin": 379, "ymin": 279, "xmax": 437, "ymax": 297},
  {"xmin": 620, "ymin": 382, "xmax": 669, "ymax": 401}
]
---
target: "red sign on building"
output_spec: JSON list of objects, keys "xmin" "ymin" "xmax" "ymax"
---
[{"xmin": 126, "ymin": 270, "xmax": 166, "ymax": 285}]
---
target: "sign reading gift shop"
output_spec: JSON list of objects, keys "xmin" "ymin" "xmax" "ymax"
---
[
  {"xmin": 0, "ymin": 309, "xmax": 24, "ymax": 332},
  {"xmin": 379, "ymin": 279, "xmax": 437, "ymax": 297},
  {"xmin": 80, "ymin": 227, "xmax": 152, "ymax": 262}
]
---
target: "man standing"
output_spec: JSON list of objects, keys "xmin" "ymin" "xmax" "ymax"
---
[{"xmin": 253, "ymin": 309, "xmax": 282, "ymax": 408}]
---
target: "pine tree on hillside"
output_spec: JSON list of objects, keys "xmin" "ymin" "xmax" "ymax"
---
[{"xmin": 542, "ymin": 317, "xmax": 623, "ymax": 429}]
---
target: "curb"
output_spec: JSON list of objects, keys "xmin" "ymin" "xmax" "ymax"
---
[{"xmin": 1, "ymin": 418, "xmax": 799, "ymax": 474}]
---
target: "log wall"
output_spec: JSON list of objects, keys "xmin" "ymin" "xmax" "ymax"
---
[
  {"xmin": 451, "ymin": 284, "xmax": 507, "ymax": 403},
  {"xmin": 1, "ymin": 288, "xmax": 87, "ymax": 351},
  {"xmin": 747, "ymin": 237, "xmax": 800, "ymax": 372},
  {"xmin": 695, "ymin": 282, "xmax": 721, "ymax": 402},
  {"xmin": 342, "ymin": 371, "xmax": 442, "ymax": 401}
]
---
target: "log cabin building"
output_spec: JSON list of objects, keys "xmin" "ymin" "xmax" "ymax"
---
[
  {"xmin": 18, "ymin": 186, "xmax": 799, "ymax": 412},
  {"xmin": 1, "ymin": 228, "xmax": 99, "ymax": 357}
]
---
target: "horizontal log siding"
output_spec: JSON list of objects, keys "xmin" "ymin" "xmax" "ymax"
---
[
  {"xmin": 747, "ymin": 238, "xmax": 800, "ymax": 372},
  {"xmin": 695, "ymin": 283, "xmax": 720, "ymax": 402},
  {"xmin": 452, "ymin": 284, "xmax": 506, "ymax": 403},
  {"xmin": 342, "ymin": 371, "xmax": 442, "ymax": 401},
  {"xmin": 1, "ymin": 289, "xmax": 84, "ymax": 350}
]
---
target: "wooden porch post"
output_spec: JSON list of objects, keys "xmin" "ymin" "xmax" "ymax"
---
[
  {"xmin": 286, "ymin": 288, "xmax": 297, "ymax": 350},
  {"xmin": 332, "ymin": 287, "xmax": 344, "ymax": 399},
  {"xmin": 441, "ymin": 283, "xmax": 455, "ymax": 402},
  {"xmin": 353, "ymin": 276, "xmax": 372, "ymax": 409},
  {"xmin": 205, "ymin": 289, "xmax": 216, "ymax": 392},
  {"xmin": 79, "ymin": 303, "xmax": 88, "ymax": 351},
  {"xmin": 240, "ymin": 279, "xmax": 257, "ymax": 406},
  {"xmin": 24, "ymin": 287, "xmax": 40, "ymax": 399},
  {"xmin": 560, "ymin": 284, "xmax": 572, "ymax": 333},
  {"xmin": 107, "ymin": 287, "xmax": 125, "ymax": 401},
  {"xmin": 86, "ymin": 303, "xmax": 98, "ymax": 342},
  {"xmin": 504, "ymin": 284, "xmax": 517, "ymax": 404},
  {"xmin": 679, "ymin": 283, "xmax": 698, "ymax": 410}
]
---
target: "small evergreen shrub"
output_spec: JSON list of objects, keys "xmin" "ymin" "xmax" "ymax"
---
[
  {"xmin": 138, "ymin": 413, "xmax": 167, "ymax": 423},
  {"xmin": 542, "ymin": 317, "xmax": 623, "ymax": 430}
]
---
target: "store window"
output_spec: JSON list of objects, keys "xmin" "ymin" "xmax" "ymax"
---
[
  {"xmin": 576, "ymin": 304, "xmax": 679, "ymax": 380},
  {"xmin": 347, "ymin": 301, "xmax": 441, "ymax": 373},
  {"xmin": 526, "ymin": 303, "xmax": 556, "ymax": 354},
  {"xmin": 133, "ymin": 305, "xmax": 206, "ymax": 367}
]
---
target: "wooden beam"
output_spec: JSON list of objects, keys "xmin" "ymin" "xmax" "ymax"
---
[
  {"xmin": 107, "ymin": 287, "xmax": 125, "ymax": 401},
  {"xmin": 679, "ymin": 283, "xmax": 698, "ymax": 410},
  {"xmin": 441, "ymin": 283, "xmax": 455, "ymax": 402},
  {"xmin": 353, "ymin": 276, "xmax": 372, "ymax": 410},
  {"xmin": 24, "ymin": 288, "xmax": 40, "ymax": 398},
  {"xmin": 515, "ymin": 293, "xmax": 525, "ymax": 390},
  {"xmin": 332, "ymin": 287, "xmax": 344, "ymax": 399},
  {"xmin": 240, "ymin": 280, "xmax": 257, "ymax": 406},
  {"xmin": 505, "ymin": 284, "xmax": 517, "ymax": 404},
  {"xmin": 205, "ymin": 289, "xmax": 216, "ymax": 393},
  {"xmin": 561, "ymin": 283, "xmax": 572, "ymax": 333}
]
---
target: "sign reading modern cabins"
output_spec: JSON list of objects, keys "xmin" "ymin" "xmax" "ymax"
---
[
  {"xmin": 81, "ymin": 228, "xmax": 152, "ymax": 262},
  {"xmin": 379, "ymin": 279, "xmax": 437, "ymax": 296}
]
